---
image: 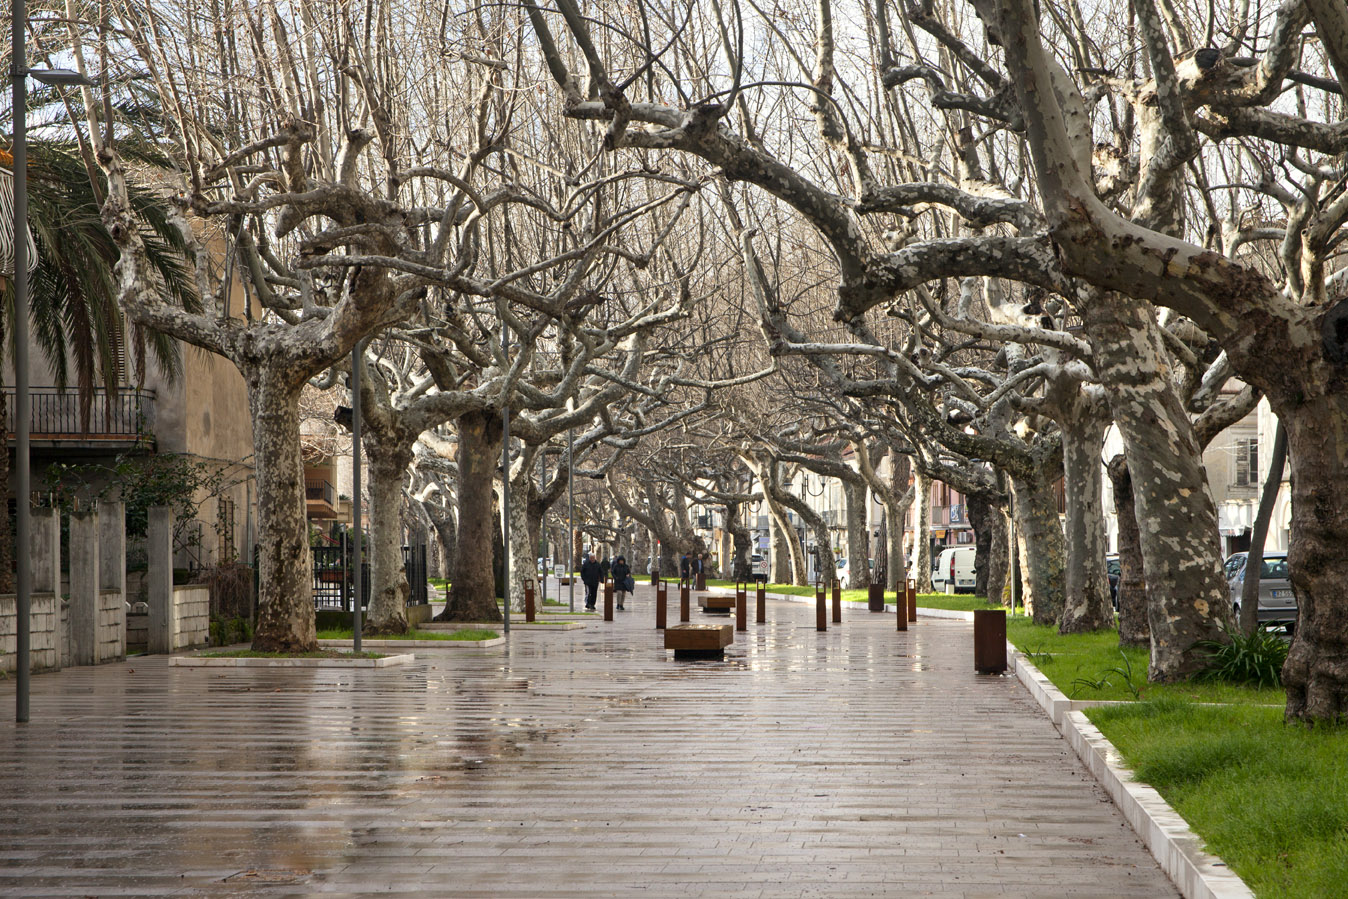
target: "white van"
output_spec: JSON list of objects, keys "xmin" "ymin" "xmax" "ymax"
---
[{"xmin": 931, "ymin": 546, "xmax": 976, "ymax": 594}]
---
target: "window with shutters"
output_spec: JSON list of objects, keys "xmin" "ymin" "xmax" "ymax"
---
[{"xmin": 1235, "ymin": 438, "xmax": 1259, "ymax": 487}]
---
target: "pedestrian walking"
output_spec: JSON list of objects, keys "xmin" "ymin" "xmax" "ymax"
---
[
  {"xmin": 679, "ymin": 552, "xmax": 692, "ymax": 582},
  {"xmin": 600, "ymin": 555, "xmax": 611, "ymax": 582},
  {"xmin": 611, "ymin": 555, "xmax": 631, "ymax": 610},
  {"xmin": 580, "ymin": 554, "xmax": 602, "ymax": 611}
]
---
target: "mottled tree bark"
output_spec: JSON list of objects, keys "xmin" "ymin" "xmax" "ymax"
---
[
  {"xmin": 967, "ymin": 494, "xmax": 1008, "ymax": 606},
  {"xmin": 437, "ymin": 409, "xmax": 503, "ymax": 622},
  {"xmin": 1280, "ymin": 396, "xmax": 1348, "ymax": 722},
  {"xmin": 424, "ymin": 498, "xmax": 456, "ymax": 585},
  {"xmin": 364, "ymin": 447, "xmax": 412, "ymax": 635},
  {"xmin": 912, "ymin": 471, "xmax": 933, "ymax": 593},
  {"xmin": 1058, "ymin": 408, "xmax": 1115, "ymax": 633},
  {"xmin": 843, "ymin": 479, "xmax": 871, "ymax": 589},
  {"xmin": 1107, "ymin": 456, "xmax": 1149, "ymax": 648},
  {"xmin": 1010, "ymin": 473, "xmax": 1065, "ymax": 626},
  {"xmin": 1083, "ymin": 298, "xmax": 1228, "ymax": 679},
  {"xmin": 247, "ymin": 374, "xmax": 316, "ymax": 652},
  {"xmin": 725, "ymin": 500, "xmax": 752, "ymax": 580}
]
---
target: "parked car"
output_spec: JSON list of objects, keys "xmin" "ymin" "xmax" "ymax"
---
[
  {"xmin": 1224, "ymin": 551, "xmax": 1298, "ymax": 631},
  {"xmin": 835, "ymin": 558, "xmax": 873, "ymax": 589},
  {"xmin": 931, "ymin": 546, "xmax": 976, "ymax": 594}
]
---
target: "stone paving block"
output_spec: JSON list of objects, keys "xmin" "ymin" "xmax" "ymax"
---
[{"xmin": 0, "ymin": 590, "xmax": 1180, "ymax": 897}]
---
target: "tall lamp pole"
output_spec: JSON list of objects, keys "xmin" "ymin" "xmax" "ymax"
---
[
  {"xmin": 351, "ymin": 340, "xmax": 363, "ymax": 652},
  {"xmin": 567, "ymin": 426, "xmax": 574, "ymax": 612},
  {"xmin": 9, "ymin": 4, "xmax": 93, "ymax": 720},
  {"xmin": 500, "ymin": 319, "xmax": 510, "ymax": 634}
]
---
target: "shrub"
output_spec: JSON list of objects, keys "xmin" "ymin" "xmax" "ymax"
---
[{"xmin": 1194, "ymin": 626, "xmax": 1289, "ymax": 689}]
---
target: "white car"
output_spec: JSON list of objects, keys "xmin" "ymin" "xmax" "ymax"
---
[
  {"xmin": 931, "ymin": 546, "xmax": 976, "ymax": 594},
  {"xmin": 835, "ymin": 558, "xmax": 873, "ymax": 589}
]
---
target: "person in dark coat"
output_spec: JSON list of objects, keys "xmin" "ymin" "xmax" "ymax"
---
[
  {"xmin": 679, "ymin": 553, "xmax": 692, "ymax": 582},
  {"xmin": 600, "ymin": 556, "xmax": 611, "ymax": 582},
  {"xmin": 580, "ymin": 554, "xmax": 602, "ymax": 610},
  {"xmin": 611, "ymin": 555, "xmax": 631, "ymax": 610}
]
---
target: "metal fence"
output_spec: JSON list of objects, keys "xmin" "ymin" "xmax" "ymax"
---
[{"xmin": 310, "ymin": 542, "xmax": 428, "ymax": 611}]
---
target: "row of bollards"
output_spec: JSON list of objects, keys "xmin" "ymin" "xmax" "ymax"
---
[{"xmin": 529, "ymin": 572, "xmax": 1002, "ymax": 674}]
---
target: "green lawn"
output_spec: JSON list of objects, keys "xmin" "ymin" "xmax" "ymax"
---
[
  {"xmin": 1088, "ymin": 699, "xmax": 1348, "ymax": 899},
  {"xmin": 199, "ymin": 649, "xmax": 385, "ymax": 659},
  {"xmin": 316, "ymin": 628, "xmax": 498, "ymax": 641},
  {"xmin": 915, "ymin": 594, "xmax": 1004, "ymax": 612},
  {"xmin": 1003, "ymin": 618, "xmax": 1337, "ymax": 896},
  {"xmin": 1005, "ymin": 617, "xmax": 1282, "ymax": 704}
]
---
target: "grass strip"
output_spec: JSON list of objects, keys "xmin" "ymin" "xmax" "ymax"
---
[
  {"xmin": 1087, "ymin": 698, "xmax": 1348, "ymax": 899},
  {"xmin": 199, "ymin": 649, "xmax": 385, "ymax": 659},
  {"xmin": 316, "ymin": 628, "xmax": 498, "ymax": 641},
  {"xmin": 1005, "ymin": 617, "xmax": 1282, "ymax": 705}
]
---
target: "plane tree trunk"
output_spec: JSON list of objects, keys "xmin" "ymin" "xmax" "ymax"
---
[{"xmin": 437, "ymin": 409, "xmax": 503, "ymax": 622}]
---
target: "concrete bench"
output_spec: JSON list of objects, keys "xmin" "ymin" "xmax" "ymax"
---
[
  {"xmin": 664, "ymin": 623, "xmax": 733, "ymax": 659},
  {"xmin": 697, "ymin": 594, "xmax": 735, "ymax": 614}
]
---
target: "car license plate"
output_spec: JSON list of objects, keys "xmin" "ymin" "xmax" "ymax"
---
[{"xmin": 1271, "ymin": 589, "xmax": 1290, "ymax": 598}]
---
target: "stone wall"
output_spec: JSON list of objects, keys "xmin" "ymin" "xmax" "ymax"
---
[
  {"xmin": 173, "ymin": 586, "xmax": 210, "ymax": 650},
  {"xmin": 98, "ymin": 591, "xmax": 126, "ymax": 662},
  {"xmin": 126, "ymin": 611, "xmax": 148, "ymax": 652},
  {"xmin": 0, "ymin": 594, "xmax": 62, "ymax": 673}
]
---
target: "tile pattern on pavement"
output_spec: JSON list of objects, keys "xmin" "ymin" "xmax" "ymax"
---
[{"xmin": 0, "ymin": 587, "xmax": 1178, "ymax": 898}]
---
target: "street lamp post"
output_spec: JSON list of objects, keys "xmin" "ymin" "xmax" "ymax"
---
[{"xmin": 9, "ymin": 0, "xmax": 94, "ymax": 720}]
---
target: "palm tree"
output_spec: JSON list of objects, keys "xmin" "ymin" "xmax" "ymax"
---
[{"xmin": 0, "ymin": 138, "xmax": 197, "ymax": 589}]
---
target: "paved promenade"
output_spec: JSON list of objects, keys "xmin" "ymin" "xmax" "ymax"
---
[{"xmin": 1, "ymin": 588, "xmax": 1177, "ymax": 898}]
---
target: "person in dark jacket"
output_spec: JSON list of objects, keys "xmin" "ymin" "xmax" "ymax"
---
[
  {"xmin": 611, "ymin": 555, "xmax": 631, "ymax": 610},
  {"xmin": 679, "ymin": 553, "xmax": 692, "ymax": 582},
  {"xmin": 580, "ymin": 554, "xmax": 602, "ymax": 610},
  {"xmin": 600, "ymin": 556, "xmax": 611, "ymax": 582}
]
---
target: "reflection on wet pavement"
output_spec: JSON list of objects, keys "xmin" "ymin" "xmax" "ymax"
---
[{"xmin": 0, "ymin": 591, "xmax": 1177, "ymax": 897}]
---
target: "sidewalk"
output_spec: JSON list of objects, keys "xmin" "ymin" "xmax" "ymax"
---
[{"xmin": 0, "ymin": 584, "xmax": 1177, "ymax": 898}]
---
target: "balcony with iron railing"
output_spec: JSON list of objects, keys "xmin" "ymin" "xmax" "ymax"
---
[
  {"xmin": 3, "ymin": 386, "xmax": 153, "ymax": 448},
  {"xmin": 305, "ymin": 478, "xmax": 338, "ymax": 518}
]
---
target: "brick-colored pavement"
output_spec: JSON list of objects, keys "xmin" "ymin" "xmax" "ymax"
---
[{"xmin": 0, "ymin": 588, "xmax": 1177, "ymax": 897}]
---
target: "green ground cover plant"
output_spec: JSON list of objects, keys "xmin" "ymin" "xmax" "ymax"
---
[
  {"xmin": 1087, "ymin": 698, "xmax": 1348, "ymax": 899},
  {"xmin": 1005, "ymin": 617, "xmax": 1283, "ymax": 705},
  {"xmin": 199, "ymin": 649, "xmax": 385, "ymax": 659},
  {"xmin": 316, "ymin": 628, "xmax": 498, "ymax": 641},
  {"xmin": 914, "ymin": 594, "xmax": 1004, "ymax": 612}
]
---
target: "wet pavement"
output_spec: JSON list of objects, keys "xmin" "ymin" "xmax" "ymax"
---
[{"xmin": 1, "ymin": 588, "xmax": 1177, "ymax": 898}]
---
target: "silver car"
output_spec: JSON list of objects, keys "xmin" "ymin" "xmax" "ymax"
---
[{"xmin": 1224, "ymin": 551, "xmax": 1298, "ymax": 630}]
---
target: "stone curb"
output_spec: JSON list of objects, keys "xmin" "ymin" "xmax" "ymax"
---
[
  {"xmin": 1011, "ymin": 650, "xmax": 1254, "ymax": 899},
  {"xmin": 168, "ymin": 652, "xmax": 415, "ymax": 668},
  {"xmin": 317, "ymin": 637, "xmax": 506, "ymax": 649}
]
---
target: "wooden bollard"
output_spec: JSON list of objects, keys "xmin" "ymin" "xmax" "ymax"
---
[
  {"xmin": 816, "ymin": 586, "xmax": 827, "ymax": 631},
  {"xmin": 655, "ymin": 579, "xmax": 667, "ymax": 629},
  {"xmin": 680, "ymin": 579, "xmax": 691, "ymax": 622},
  {"xmin": 832, "ymin": 581, "xmax": 842, "ymax": 624},
  {"xmin": 696, "ymin": 571, "xmax": 707, "ymax": 591},
  {"xmin": 896, "ymin": 582, "xmax": 907, "ymax": 631},
  {"xmin": 755, "ymin": 579, "xmax": 766, "ymax": 624},
  {"xmin": 524, "ymin": 578, "xmax": 536, "ymax": 623},
  {"xmin": 735, "ymin": 580, "xmax": 747, "ymax": 631},
  {"xmin": 604, "ymin": 577, "xmax": 614, "ymax": 621},
  {"xmin": 907, "ymin": 579, "xmax": 917, "ymax": 622}
]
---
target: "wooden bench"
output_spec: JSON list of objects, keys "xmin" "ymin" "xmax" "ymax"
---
[
  {"xmin": 697, "ymin": 594, "xmax": 735, "ymax": 614},
  {"xmin": 664, "ymin": 623, "xmax": 733, "ymax": 659}
]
